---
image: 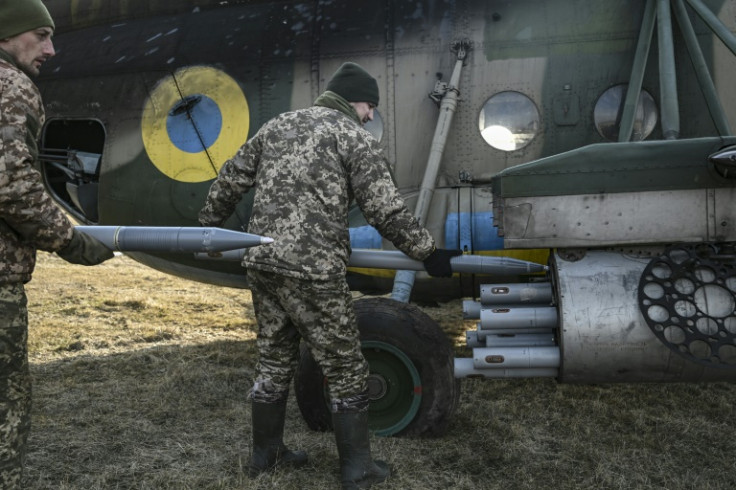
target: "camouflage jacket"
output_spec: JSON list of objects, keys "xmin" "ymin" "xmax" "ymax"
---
[
  {"xmin": 0, "ymin": 49, "xmax": 74, "ymax": 284},
  {"xmin": 199, "ymin": 92, "xmax": 435, "ymax": 281}
]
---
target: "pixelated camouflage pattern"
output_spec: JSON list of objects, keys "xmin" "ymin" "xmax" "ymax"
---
[
  {"xmin": 0, "ymin": 49, "xmax": 74, "ymax": 285},
  {"xmin": 199, "ymin": 95, "xmax": 435, "ymax": 281},
  {"xmin": 0, "ymin": 283, "xmax": 31, "ymax": 490},
  {"xmin": 248, "ymin": 270, "xmax": 369, "ymax": 402},
  {"xmin": 330, "ymin": 389, "xmax": 370, "ymax": 414}
]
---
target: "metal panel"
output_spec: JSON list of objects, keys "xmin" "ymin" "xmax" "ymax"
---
[
  {"xmin": 500, "ymin": 188, "xmax": 715, "ymax": 248},
  {"xmin": 714, "ymin": 187, "xmax": 736, "ymax": 239}
]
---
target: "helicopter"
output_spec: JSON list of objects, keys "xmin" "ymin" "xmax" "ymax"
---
[{"xmin": 36, "ymin": 0, "xmax": 736, "ymax": 437}]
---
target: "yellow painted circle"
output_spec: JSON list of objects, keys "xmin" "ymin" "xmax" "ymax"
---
[{"xmin": 141, "ymin": 66, "xmax": 249, "ymax": 183}]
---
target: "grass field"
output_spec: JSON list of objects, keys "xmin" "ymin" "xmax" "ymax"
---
[{"xmin": 22, "ymin": 252, "xmax": 736, "ymax": 489}]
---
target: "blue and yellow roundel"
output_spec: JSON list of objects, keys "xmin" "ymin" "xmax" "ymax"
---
[{"xmin": 141, "ymin": 66, "xmax": 249, "ymax": 183}]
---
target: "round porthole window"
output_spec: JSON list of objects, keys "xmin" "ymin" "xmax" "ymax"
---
[
  {"xmin": 478, "ymin": 91, "xmax": 540, "ymax": 152},
  {"xmin": 594, "ymin": 84, "xmax": 658, "ymax": 141}
]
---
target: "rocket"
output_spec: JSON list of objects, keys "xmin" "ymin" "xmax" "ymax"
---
[
  {"xmin": 75, "ymin": 226, "xmax": 273, "ymax": 253},
  {"xmin": 194, "ymin": 247, "xmax": 547, "ymax": 275}
]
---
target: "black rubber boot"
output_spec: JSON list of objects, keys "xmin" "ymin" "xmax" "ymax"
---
[
  {"xmin": 332, "ymin": 411, "xmax": 391, "ymax": 489},
  {"xmin": 249, "ymin": 399, "xmax": 308, "ymax": 477}
]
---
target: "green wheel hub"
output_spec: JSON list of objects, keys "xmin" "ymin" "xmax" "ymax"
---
[{"xmin": 361, "ymin": 340, "xmax": 422, "ymax": 436}]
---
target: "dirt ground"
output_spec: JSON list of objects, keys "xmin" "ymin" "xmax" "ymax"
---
[{"xmin": 21, "ymin": 252, "xmax": 736, "ymax": 489}]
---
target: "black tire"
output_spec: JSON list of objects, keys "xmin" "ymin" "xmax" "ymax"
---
[{"xmin": 294, "ymin": 297, "xmax": 460, "ymax": 437}]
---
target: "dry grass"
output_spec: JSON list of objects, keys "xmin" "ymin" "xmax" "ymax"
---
[{"xmin": 22, "ymin": 252, "xmax": 736, "ymax": 489}]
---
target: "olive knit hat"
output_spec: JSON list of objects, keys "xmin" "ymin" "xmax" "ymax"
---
[
  {"xmin": 0, "ymin": 0, "xmax": 55, "ymax": 40},
  {"xmin": 326, "ymin": 62, "xmax": 379, "ymax": 107}
]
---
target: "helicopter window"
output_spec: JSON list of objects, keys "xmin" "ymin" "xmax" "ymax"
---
[
  {"xmin": 594, "ymin": 84, "xmax": 658, "ymax": 141},
  {"xmin": 364, "ymin": 108, "xmax": 384, "ymax": 142},
  {"xmin": 478, "ymin": 91, "xmax": 539, "ymax": 152},
  {"xmin": 40, "ymin": 118, "xmax": 106, "ymax": 223}
]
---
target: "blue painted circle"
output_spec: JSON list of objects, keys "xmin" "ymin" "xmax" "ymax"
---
[{"xmin": 166, "ymin": 94, "xmax": 223, "ymax": 153}]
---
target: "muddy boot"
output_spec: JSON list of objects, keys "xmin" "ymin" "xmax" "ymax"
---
[
  {"xmin": 249, "ymin": 399, "xmax": 308, "ymax": 477},
  {"xmin": 332, "ymin": 411, "xmax": 391, "ymax": 489}
]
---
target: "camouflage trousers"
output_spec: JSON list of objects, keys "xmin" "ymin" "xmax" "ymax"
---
[
  {"xmin": 247, "ymin": 270, "xmax": 369, "ymax": 406},
  {"xmin": 0, "ymin": 283, "xmax": 31, "ymax": 490}
]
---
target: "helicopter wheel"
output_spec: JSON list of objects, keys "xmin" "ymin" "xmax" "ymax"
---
[{"xmin": 294, "ymin": 297, "xmax": 460, "ymax": 437}]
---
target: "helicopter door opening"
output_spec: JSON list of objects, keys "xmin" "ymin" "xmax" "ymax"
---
[{"xmin": 39, "ymin": 119, "xmax": 105, "ymax": 224}]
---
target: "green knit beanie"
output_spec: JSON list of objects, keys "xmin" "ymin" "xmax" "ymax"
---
[
  {"xmin": 326, "ymin": 62, "xmax": 379, "ymax": 107},
  {"xmin": 0, "ymin": 0, "xmax": 55, "ymax": 40}
]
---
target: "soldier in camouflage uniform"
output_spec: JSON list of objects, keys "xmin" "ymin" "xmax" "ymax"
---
[
  {"xmin": 0, "ymin": 1, "xmax": 114, "ymax": 487},
  {"xmin": 200, "ymin": 61, "xmax": 460, "ymax": 489}
]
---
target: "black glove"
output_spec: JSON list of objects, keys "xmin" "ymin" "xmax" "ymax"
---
[
  {"xmin": 57, "ymin": 229, "xmax": 114, "ymax": 265},
  {"xmin": 423, "ymin": 248, "xmax": 462, "ymax": 277}
]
